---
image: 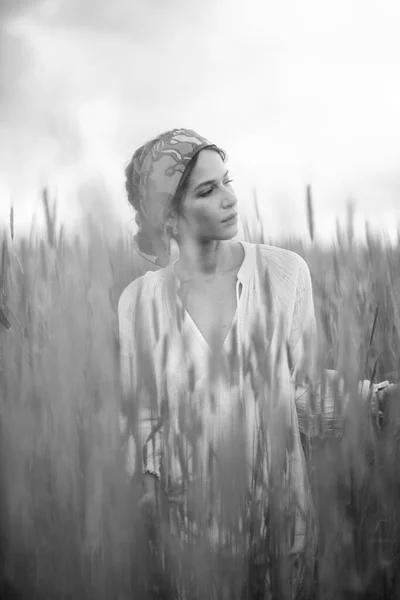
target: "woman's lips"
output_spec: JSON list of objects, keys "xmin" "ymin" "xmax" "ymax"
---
[{"xmin": 221, "ymin": 213, "xmax": 238, "ymax": 224}]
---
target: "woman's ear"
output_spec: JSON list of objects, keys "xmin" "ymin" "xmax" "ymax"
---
[
  {"xmin": 165, "ymin": 211, "xmax": 179, "ymax": 239},
  {"xmin": 170, "ymin": 237, "xmax": 180, "ymax": 261}
]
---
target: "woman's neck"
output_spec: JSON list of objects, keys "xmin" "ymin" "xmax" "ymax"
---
[{"xmin": 176, "ymin": 239, "xmax": 229, "ymax": 278}]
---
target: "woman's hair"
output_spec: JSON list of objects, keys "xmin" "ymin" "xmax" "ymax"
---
[{"xmin": 125, "ymin": 135, "xmax": 226, "ymax": 257}]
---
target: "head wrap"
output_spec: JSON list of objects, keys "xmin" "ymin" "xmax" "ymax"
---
[{"xmin": 127, "ymin": 128, "xmax": 224, "ymax": 267}]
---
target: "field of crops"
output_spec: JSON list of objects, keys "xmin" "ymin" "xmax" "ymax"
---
[{"xmin": 0, "ymin": 190, "xmax": 400, "ymax": 599}]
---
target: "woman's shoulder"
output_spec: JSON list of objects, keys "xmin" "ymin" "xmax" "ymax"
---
[
  {"xmin": 118, "ymin": 271, "xmax": 158, "ymax": 316},
  {"xmin": 248, "ymin": 242, "xmax": 309, "ymax": 278}
]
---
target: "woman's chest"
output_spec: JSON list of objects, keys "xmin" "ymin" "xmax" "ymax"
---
[{"xmin": 178, "ymin": 272, "xmax": 240, "ymax": 347}]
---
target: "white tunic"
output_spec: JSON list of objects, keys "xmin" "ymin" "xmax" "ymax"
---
[{"xmin": 118, "ymin": 241, "xmax": 379, "ymax": 557}]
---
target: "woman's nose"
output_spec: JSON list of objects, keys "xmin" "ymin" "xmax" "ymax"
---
[{"xmin": 221, "ymin": 188, "xmax": 237, "ymax": 209}]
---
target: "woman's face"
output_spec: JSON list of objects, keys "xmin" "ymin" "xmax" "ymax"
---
[{"xmin": 178, "ymin": 149, "xmax": 238, "ymax": 242}]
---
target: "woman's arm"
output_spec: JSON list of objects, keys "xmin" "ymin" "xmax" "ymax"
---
[
  {"xmin": 118, "ymin": 281, "xmax": 162, "ymax": 480},
  {"xmin": 289, "ymin": 256, "xmax": 389, "ymax": 436},
  {"xmin": 294, "ymin": 369, "xmax": 389, "ymax": 436}
]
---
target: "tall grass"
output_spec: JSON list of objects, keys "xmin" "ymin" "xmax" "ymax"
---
[{"xmin": 0, "ymin": 188, "xmax": 399, "ymax": 598}]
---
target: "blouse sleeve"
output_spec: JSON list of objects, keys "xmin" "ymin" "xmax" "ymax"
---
[
  {"xmin": 289, "ymin": 256, "xmax": 384, "ymax": 436},
  {"xmin": 118, "ymin": 280, "xmax": 162, "ymax": 479}
]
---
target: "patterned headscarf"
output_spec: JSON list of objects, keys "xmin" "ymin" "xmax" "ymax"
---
[{"xmin": 127, "ymin": 128, "xmax": 224, "ymax": 266}]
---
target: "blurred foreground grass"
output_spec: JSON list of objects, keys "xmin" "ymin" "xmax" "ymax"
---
[{"xmin": 0, "ymin": 190, "xmax": 400, "ymax": 599}]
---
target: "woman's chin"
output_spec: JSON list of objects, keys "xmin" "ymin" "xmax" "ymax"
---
[{"xmin": 222, "ymin": 223, "xmax": 239, "ymax": 239}]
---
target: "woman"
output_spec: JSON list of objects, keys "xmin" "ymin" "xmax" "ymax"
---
[{"xmin": 118, "ymin": 128, "xmax": 393, "ymax": 597}]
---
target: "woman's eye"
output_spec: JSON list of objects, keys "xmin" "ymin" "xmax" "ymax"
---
[
  {"xmin": 198, "ymin": 179, "xmax": 233, "ymax": 198},
  {"xmin": 199, "ymin": 188, "xmax": 213, "ymax": 197}
]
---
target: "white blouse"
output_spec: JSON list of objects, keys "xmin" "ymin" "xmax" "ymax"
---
[{"xmin": 118, "ymin": 241, "xmax": 384, "ymax": 553}]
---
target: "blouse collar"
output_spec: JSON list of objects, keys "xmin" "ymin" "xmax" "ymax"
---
[{"xmin": 160, "ymin": 240, "xmax": 254, "ymax": 292}]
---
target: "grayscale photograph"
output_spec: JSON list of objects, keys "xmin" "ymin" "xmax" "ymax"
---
[{"xmin": 1, "ymin": 1, "xmax": 400, "ymax": 598}]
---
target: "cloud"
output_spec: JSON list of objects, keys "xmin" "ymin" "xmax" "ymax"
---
[
  {"xmin": 1, "ymin": 0, "xmax": 400, "ymax": 240},
  {"xmin": 0, "ymin": 0, "xmax": 46, "ymax": 20},
  {"xmin": 40, "ymin": 0, "xmax": 215, "ymax": 32},
  {"xmin": 0, "ymin": 0, "xmax": 49, "ymax": 104},
  {"xmin": 0, "ymin": 1, "xmax": 84, "ymax": 196},
  {"xmin": 0, "ymin": 29, "xmax": 30, "ymax": 114}
]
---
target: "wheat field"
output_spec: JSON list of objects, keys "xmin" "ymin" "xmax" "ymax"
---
[{"xmin": 0, "ymin": 189, "xmax": 400, "ymax": 599}]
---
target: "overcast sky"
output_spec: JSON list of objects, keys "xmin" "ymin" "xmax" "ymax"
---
[{"xmin": 1, "ymin": 0, "xmax": 400, "ymax": 242}]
